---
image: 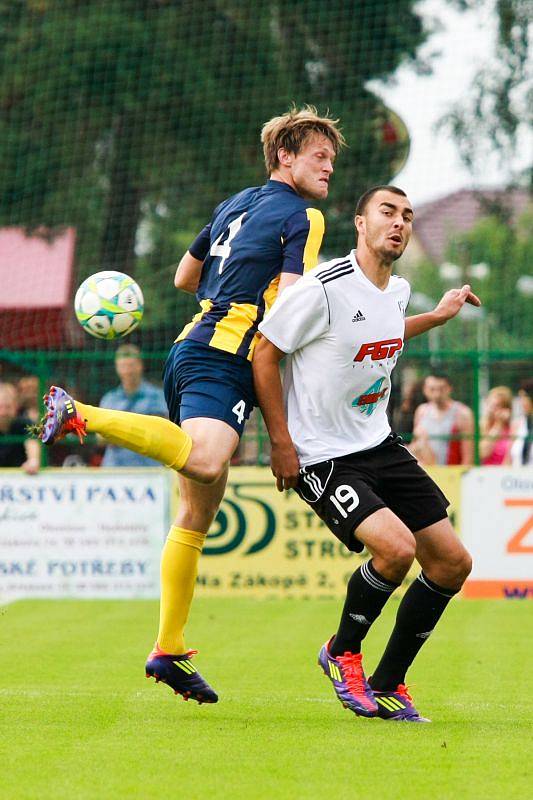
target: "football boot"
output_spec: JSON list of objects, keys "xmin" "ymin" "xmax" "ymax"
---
[
  {"xmin": 36, "ymin": 386, "xmax": 87, "ymax": 445},
  {"xmin": 145, "ymin": 644, "xmax": 218, "ymax": 704},
  {"xmin": 373, "ymin": 683, "xmax": 431, "ymax": 722},
  {"xmin": 318, "ymin": 638, "xmax": 377, "ymax": 717}
]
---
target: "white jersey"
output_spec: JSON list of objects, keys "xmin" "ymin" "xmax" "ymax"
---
[{"xmin": 258, "ymin": 250, "xmax": 411, "ymax": 466}]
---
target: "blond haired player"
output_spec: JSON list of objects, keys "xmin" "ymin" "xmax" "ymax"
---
[{"xmin": 37, "ymin": 107, "xmax": 344, "ymax": 703}]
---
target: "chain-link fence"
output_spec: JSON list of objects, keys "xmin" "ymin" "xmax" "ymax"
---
[
  {"xmin": 1, "ymin": 347, "xmax": 531, "ymax": 467},
  {"xmin": 0, "ymin": 1, "xmax": 531, "ymax": 468}
]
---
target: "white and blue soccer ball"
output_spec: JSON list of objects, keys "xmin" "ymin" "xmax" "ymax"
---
[{"xmin": 74, "ymin": 271, "xmax": 144, "ymax": 339}]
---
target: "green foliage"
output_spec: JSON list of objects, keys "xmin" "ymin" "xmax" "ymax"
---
[
  {"xmin": 0, "ymin": 0, "xmax": 428, "ymax": 324},
  {"xmin": 440, "ymin": 0, "xmax": 532, "ymax": 182},
  {"xmin": 446, "ymin": 205, "xmax": 533, "ymax": 347},
  {"xmin": 410, "ymin": 204, "xmax": 533, "ymax": 351}
]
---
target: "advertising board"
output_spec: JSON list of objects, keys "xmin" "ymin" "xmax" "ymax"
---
[{"xmin": 0, "ymin": 468, "xmax": 169, "ymax": 601}]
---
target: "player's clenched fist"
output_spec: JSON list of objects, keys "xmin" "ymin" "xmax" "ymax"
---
[{"xmin": 271, "ymin": 440, "xmax": 300, "ymax": 491}]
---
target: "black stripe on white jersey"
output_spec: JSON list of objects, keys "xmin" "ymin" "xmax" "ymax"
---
[
  {"xmin": 320, "ymin": 266, "xmax": 354, "ymax": 285},
  {"xmin": 316, "ymin": 259, "xmax": 351, "ymax": 283}
]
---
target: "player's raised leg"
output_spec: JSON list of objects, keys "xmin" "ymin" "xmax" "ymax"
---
[
  {"xmin": 370, "ymin": 517, "xmax": 472, "ymax": 722},
  {"xmin": 35, "ymin": 386, "xmax": 238, "ymax": 485},
  {"xmin": 36, "ymin": 385, "xmax": 197, "ymax": 472},
  {"xmin": 319, "ymin": 508, "xmax": 415, "ymax": 718},
  {"xmin": 145, "ymin": 418, "xmax": 238, "ymax": 703}
]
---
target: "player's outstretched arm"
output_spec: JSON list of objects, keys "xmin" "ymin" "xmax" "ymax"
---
[
  {"xmin": 252, "ymin": 335, "xmax": 300, "ymax": 492},
  {"xmin": 173, "ymin": 252, "xmax": 204, "ymax": 294},
  {"xmin": 405, "ymin": 284, "xmax": 481, "ymax": 341}
]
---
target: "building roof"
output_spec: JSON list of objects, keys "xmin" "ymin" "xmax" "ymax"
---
[
  {"xmin": 0, "ymin": 227, "xmax": 76, "ymax": 309},
  {"xmin": 412, "ymin": 188, "xmax": 530, "ymax": 265}
]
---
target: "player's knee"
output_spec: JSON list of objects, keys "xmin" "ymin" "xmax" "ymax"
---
[
  {"xmin": 194, "ymin": 463, "xmax": 225, "ymax": 485},
  {"xmin": 431, "ymin": 545, "xmax": 473, "ymax": 590},
  {"xmin": 381, "ymin": 532, "xmax": 416, "ymax": 576},
  {"xmin": 449, "ymin": 548, "xmax": 473, "ymax": 585}
]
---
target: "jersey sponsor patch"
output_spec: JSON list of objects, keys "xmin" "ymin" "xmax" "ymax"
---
[
  {"xmin": 351, "ymin": 377, "xmax": 388, "ymax": 416},
  {"xmin": 354, "ymin": 338, "xmax": 403, "ymax": 362}
]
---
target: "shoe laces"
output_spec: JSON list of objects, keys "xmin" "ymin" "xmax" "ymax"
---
[
  {"xmin": 395, "ymin": 683, "xmax": 413, "ymax": 703},
  {"xmin": 63, "ymin": 416, "xmax": 87, "ymax": 444},
  {"xmin": 336, "ymin": 652, "xmax": 367, "ymax": 695}
]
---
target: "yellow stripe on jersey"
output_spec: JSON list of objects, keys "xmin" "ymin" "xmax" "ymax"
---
[
  {"xmin": 262, "ymin": 274, "xmax": 280, "ymax": 315},
  {"xmin": 303, "ymin": 208, "xmax": 325, "ymax": 271},
  {"xmin": 175, "ymin": 299, "xmax": 213, "ymax": 343},
  {"xmin": 248, "ymin": 272, "xmax": 282, "ymax": 360},
  {"xmin": 209, "ymin": 302, "xmax": 258, "ymax": 355}
]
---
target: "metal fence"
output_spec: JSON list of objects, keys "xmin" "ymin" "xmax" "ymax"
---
[{"xmin": 1, "ymin": 347, "xmax": 531, "ymax": 468}]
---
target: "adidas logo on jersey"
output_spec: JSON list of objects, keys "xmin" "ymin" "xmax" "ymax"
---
[{"xmin": 352, "ymin": 309, "xmax": 366, "ymax": 322}]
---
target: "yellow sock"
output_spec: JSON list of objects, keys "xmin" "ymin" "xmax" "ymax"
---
[
  {"xmin": 75, "ymin": 401, "xmax": 192, "ymax": 470},
  {"xmin": 157, "ymin": 526, "xmax": 206, "ymax": 654}
]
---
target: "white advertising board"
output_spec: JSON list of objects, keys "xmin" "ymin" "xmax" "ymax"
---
[
  {"xmin": 462, "ymin": 468, "xmax": 533, "ymax": 598},
  {"xmin": 0, "ymin": 469, "xmax": 169, "ymax": 601}
]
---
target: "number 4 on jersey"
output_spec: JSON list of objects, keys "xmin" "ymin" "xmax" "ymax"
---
[
  {"xmin": 210, "ymin": 213, "xmax": 246, "ymax": 274},
  {"xmin": 232, "ymin": 399, "xmax": 246, "ymax": 425}
]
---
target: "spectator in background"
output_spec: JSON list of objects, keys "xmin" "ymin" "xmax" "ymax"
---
[
  {"xmin": 392, "ymin": 378, "xmax": 425, "ymax": 441},
  {"xmin": 411, "ymin": 373, "xmax": 474, "ymax": 465},
  {"xmin": 511, "ymin": 378, "xmax": 532, "ymax": 466},
  {"xmin": 0, "ymin": 382, "xmax": 40, "ymax": 474},
  {"xmin": 479, "ymin": 386, "xmax": 513, "ymax": 465},
  {"xmin": 99, "ymin": 345, "xmax": 167, "ymax": 467},
  {"xmin": 17, "ymin": 374, "xmax": 40, "ymax": 423}
]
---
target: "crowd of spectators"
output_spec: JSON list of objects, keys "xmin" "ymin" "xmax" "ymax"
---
[
  {"xmin": 97, "ymin": 344, "xmax": 167, "ymax": 467},
  {"xmin": 0, "ymin": 362, "xmax": 531, "ymax": 472},
  {"xmin": 0, "ymin": 380, "xmax": 40, "ymax": 473},
  {"xmin": 395, "ymin": 373, "xmax": 532, "ymax": 467}
]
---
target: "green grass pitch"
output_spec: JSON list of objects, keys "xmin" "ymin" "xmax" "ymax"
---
[{"xmin": 1, "ymin": 598, "xmax": 531, "ymax": 799}]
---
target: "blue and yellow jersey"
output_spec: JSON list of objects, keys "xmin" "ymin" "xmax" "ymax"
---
[{"xmin": 175, "ymin": 180, "xmax": 325, "ymax": 361}]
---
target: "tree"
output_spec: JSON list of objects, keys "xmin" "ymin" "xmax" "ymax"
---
[
  {"xmin": 410, "ymin": 202, "xmax": 533, "ymax": 351},
  {"xmin": 0, "ymin": 1, "xmax": 278, "ymax": 274},
  {"xmin": 0, "ymin": 0, "xmax": 429, "ymax": 341},
  {"xmin": 440, "ymin": 0, "xmax": 532, "ymax": 187}
]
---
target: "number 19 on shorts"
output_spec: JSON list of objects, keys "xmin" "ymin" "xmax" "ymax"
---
[{"xmin": 329, "ymin": 484, "xmax": 360, "ymax": 518}]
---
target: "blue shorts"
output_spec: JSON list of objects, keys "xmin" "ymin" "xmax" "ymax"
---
[{"xmin": 163, "ymin": 340, "xmax": 256, "ymax": 437}]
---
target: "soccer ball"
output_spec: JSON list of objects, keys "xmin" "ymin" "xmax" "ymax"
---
[{"xmin": 74, "ymin": 271, "xmax": 144, "ymax": 339}]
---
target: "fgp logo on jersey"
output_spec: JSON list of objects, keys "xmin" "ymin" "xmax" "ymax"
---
[
  {"xmin": 354, "ymin": 338, "xmax": 403, "ymax": 362},
  {"xmin": 352, "ymin": 378, "xmax": 388, "ymax": 416}
]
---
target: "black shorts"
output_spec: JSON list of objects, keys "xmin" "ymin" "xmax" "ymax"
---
[{"xmin": 295, "ymin": 434, "xmax": 449, "ymax": 553}]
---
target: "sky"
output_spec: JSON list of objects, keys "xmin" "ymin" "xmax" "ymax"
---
[{"xmin": 371, "ymin": 0, "xmax": 530, "ymax": 205}]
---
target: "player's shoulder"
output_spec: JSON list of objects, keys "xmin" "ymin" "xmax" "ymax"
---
[
  {"xmin": 211, "ymin": 186, "xmax": 262, "ymax": 221},
  {"xmin": 390, "ymin": 273, "xmax": 411, "ymax": 291},
  {"xmin": 310, "ymin": 253, "xmax": 354, "ymax": 285}
]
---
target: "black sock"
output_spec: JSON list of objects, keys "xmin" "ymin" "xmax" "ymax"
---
[
  {"xmin": 369, "ymin": 572, "xmax": 458, "ymax": 692},
  {"xmin": 329, "ymin": 560, "xmax": 399, "ymax": 657}
]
